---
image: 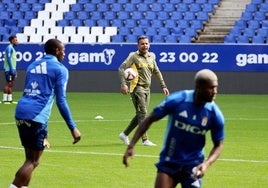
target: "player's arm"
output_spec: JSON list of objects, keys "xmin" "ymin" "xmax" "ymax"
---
[
  {"xmin": 55, "ymin": 70, "xmax": 81, "ymax": 144},
  {"xmin": 194, "ymin": 140, "xmax": 223, "ymax": 178},
  {"xmin": 5, "ymin": 47, "xmax": 14, "ymax": 71},
  {"xmin": 118, "ymin": 53, "xmax": 135, "ymax": 94},
  {"xmin": 123, "ymin": 112, "xmax": 160, "ymax": 167}
]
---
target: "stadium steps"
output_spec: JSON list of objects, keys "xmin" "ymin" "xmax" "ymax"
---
[{"xmin": 195, "ymin": 0, "xmax": 251, "ymax": 43}]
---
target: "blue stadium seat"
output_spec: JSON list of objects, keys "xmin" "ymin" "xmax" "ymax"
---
[
  {"xmin": 256, "ymin": 28, "xmax": 268, "ymax": 37},
  {"xmin": 177, "ymin": 20, "xmax": 190, "ymax": 29},
  {"xmin": 112, "ymin": 35, "xmax": 124, "ymax": 42},
  {"xmin": 237, "ymin": 35, "xmax": 250, "ymax": 43},
  {"xmin": 179, "ymin": 35, "xmax": 192, "ymax": 43},
  {"xmin": 152, "ymin": 35, "xmax": 164, "ymax": 43},
  {"xmin": 64, "ymin": 12, "xmax": 76, "ymax": 20},
  {"xmin": 0, "ymin": 12, "xmax": 10, "ymax": 19},
  {"xmin": 163, "ymin": 4, "xmax": 176, "ymax": 11},
  {"xmin": 125, "ymin": 35, "xmax": 138, "ymax": 43},
  {"xmin": 57, "ymin": 19, "xmax": 70, "ymax": 26},
  {"xmin": 183, "ymin": 0, "xmax": 194, "ymax": 4},
  {"xmin": 252, "ymin": 35, "xmax": 266, "ymax": 43},
  {"xmin": 110, "ymin": 3, "xmax": 122, "ymax": 12},
  {"xmin": 130, "ymin": 11, "xmax": 143, "ymax": 19},
  {"xmin": 245, "ymin": 3, "xmax": 258, "ymax": 12},
  {"xmin": 184, "ymin": 28, "xmax": 197, "ymax": 38},
  {"xmin": 71, "ymin": 4, "xmax": 83, "ymax": 11},
  {"xmin": 196, "ymin": 12, "xmax": 209, "ymax": 22},
  {"xmin": 90, "ymin": 12, "xmax": 102, "ymax": 20},
  {"xmin": 145, "ymin": 27, "xmax": 157, "ymax": 36},
  {"xmin": 117, "ymin": 11, "xmax": 130, "ymax": 19},
  {"xmin": 137, "ymin": 4, "xmax": 149, "ymax": 11},
  {"xmin": 229, "ymin": 27, "xmax": 242, "ymax": 37},
  {"xmin": 150, "ymin": 20, "xmax": 163, "ymax": 28},
  {"xmin": 165, "ymin": 35, "xmax": 179, "ymax": 43},
  {"xmin": 130, "ymin": 27, "xmax": 145, "ymax": 35},
  {"xmin": 71, "ymin": 19, "xmax": 83, "ymax": 27},
  {"xmin": 157, "ymin": 12, "xmax": 169, "ymax": 20},
  {"xmin": 77, "ymin": 12, "xmax": 89, "ymax": 20},
  {"xmin": 171, "ymin": 28, "xmax": 183, "ymax": 35},
  {"xmin": 241, "ymin": 12, "xmax": 253, "ymax": 21},
  {"xmin": 164, "ymin": 20, "xmax": 177, "ymax": 28},
  {"xmin": 84, "ymin": 4, "xmax": 96, "ymax": 11},
  {"xmin": 19, "ymin": 3, "xmax": 31, "ymax": 11},
  {"xmin": 144, "ymin": 11, "xmax": 157, "ymax": 20},
  {"xmin": 97, "ymin": 20, "xmax": 109, "ymax": 27},
  {"xmin": 31, "ymin": 3, "xmax": 44, "ymax": 11},
  {"xmin": 170, "ymin": 12, "xmax": 183, "ymax": 20},
  {"xmin": 189, "ymin": 3, "xmax": 201, "ymax": 12},
  {"xmin": 247, "ymin": 20, "xmax": 260, "ymax": 29},
  {"xmin": 11, "ymin": 11, "xmax": 23, "ymax": 19},
  {"xmin": 183, "ymin": 12, "xmax": 196, "ymax": 21},
  {"xmin": 243, "ymin": 28, "xmax": 256, "ymax": 38},
  {"xmin": 224, "ymin": 35, "xmax": 236, "ymax": 43},
  {"xmin": 156, "ymin": 27, "xmax": 170, "ymax": 35},
  {"xmin": 84, "ymin": 19, "xmax": 96, "ymax": 27},
  {"xmin": 6, "ymin": 3, "xmax": 18, "ymax": 11},
  {"xmin": 191, "ymin": 20, "xmax": 203, "ymax": 30},
  {"xmin": 97, "ymin": 4, "xmax": 109, "ymax": 12},
  {"xmin": 195, "ymin": 0, "xmax": 207, "ymax": 4},
  {"xmin": 259, "ymin": 3, "xmax": 268, "ymax": 12},
  {"xmin": 253, "ymin": 12, "xmax": 266, "ymax": 21},
  {"xmin": 234, "ymin": 19, "xmax": 247, "ymax": 29},
  {"xmin": 17, "ymin": 19, "xmax": 29, "ymax": 27},
  {"xmin": 149, "ymin": 3, "xmax": 163, "ymax": 12},
  {"xmin": 177, "ymin": 3, "xmax": 189, "ymax": 12},
  {"xmin": 201, "ymin": 3, "xmax": 214, "ymax": 13},
  {"xmin": 123, "ymin": 3, "xmax": 137, "ymax": 11},
  {"xmin": 4, "ymin": 19, "xmax": 17, "ymax": 27},
  {"xmin": 111, "ymin": 19, "xmax": 123, "ymax": 27},
  {"xmin": 137, "ymin": 19, "xmax": 150, "ymax": 27},
  {"xmin": 103, "ymin": 11, "xmax": 116, "ymax": 20},
  {"xmin": 119, "ymin": 27, "xmax": 130, "ymax": 35},
  {"xmin": 123, "ymin": 19, "xmax": 137, "ymax": 27}
]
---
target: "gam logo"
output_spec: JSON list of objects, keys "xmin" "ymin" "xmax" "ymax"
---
[{"xmin": 68, "ymin": 49, "xmax": 115, "ymax": 65}]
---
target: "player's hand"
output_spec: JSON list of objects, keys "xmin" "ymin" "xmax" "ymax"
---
[
  {"xmin": 71, "ymin": 128, "xmax": 81, "ymax": 144},
  {"xmin": 43, "ymin": 138, "xmax": 50, "ymax": 148},
  {"xmin": 123, "ymin": 146, "xmax": 134, "ymax": 167},
  {"xmin": 163, "ymin": 87, "xmax": 169, "ymax": 96},
  {"xmin": 9, "ymin": 69, "xmax": 16, "ymax": 75},
  {"xmin": 193, "ymin": 163, "xmax": 208, "ymax": 178},
  {"xmin": 121, "ymin": 84, "xmax": 129, "ymax": 95}
]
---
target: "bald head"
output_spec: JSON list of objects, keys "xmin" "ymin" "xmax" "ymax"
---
[{"xmin": 194, "ymin": 69, "xmax": 218, "ymax": 86}]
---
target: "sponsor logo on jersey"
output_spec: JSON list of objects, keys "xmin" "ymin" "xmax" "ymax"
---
[{"xmin": 174, "ymin": 120, "xmax": 207, "ymax": 135}]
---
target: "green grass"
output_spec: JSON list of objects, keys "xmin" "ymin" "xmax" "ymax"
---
[{"xmin": 0, "ymin": 92, "xmax": 268, "ymax": 188}]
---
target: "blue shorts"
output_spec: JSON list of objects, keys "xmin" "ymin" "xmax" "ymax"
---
[
  {"xmin": 155, "ymin": 162, "xmax": 203, "ymax": 188},
  {"xmin": 16, "ymin": 119, "xmax": 48, "ymax": 151},
  {"xmin": 5, "ymin": 71, "xmax": 16, "ymax": 82}
]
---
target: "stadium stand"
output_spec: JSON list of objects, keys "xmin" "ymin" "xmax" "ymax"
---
[{"xmin": 0, "ymin": 0, "xmax": 267, "ymax": 43}]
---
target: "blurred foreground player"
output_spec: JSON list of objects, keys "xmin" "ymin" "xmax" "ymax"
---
[
  {"xmin": 9, "ymin": 39, "xmax": 81, "ymax": 188},
  {"xmin": 123, "ymin": 69, "xmax": 224, "ymax": 188}
]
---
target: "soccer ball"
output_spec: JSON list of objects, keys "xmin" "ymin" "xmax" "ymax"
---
[{"xmin": 124, "ymin": 68, "xmax": 137, "ymax": 81}]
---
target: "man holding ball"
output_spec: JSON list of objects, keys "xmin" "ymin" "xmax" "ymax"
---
[{"xmin": 123, "ymin": 69, "xmax": 225, "ymax": 188}]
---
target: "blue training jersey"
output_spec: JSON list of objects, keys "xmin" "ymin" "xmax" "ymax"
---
[
  {"xmin": 153, "ymin": 90, "xmax": 224, "ymax": 166},
  {"xmin": 15, "ymin": 55, "xmax": 76, "ymax": 130}
]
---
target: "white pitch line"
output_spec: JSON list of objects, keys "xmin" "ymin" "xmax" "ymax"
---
[
  {"xmin": 1, "ymin": 116, "xmax": 268, "ymax": 125},
  {"xmin": 0, "ymin": 145, "xmax": 267, "ymax": 164}
]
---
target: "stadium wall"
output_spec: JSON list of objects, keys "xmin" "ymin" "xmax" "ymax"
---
[{"xmin": 0, "ymin": 43, "xmax": 268, "ymax": 94}]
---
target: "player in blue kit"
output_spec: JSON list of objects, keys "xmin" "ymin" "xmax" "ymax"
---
[
  {"xmin": 123, "ymin": 69, "xmax": 224, "ymax": 188},
  {"xmin": 2, "ymin": 35, "xmax": 18, "ymax": 104},
  {"xmin": 9, "ymin": 39, "xmax": 81, "ymax": 188}
]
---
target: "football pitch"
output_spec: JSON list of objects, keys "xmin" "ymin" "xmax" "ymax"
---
[{"xmin": 0, "ymin": 92, "xmax": 267, "ymax": 188}]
